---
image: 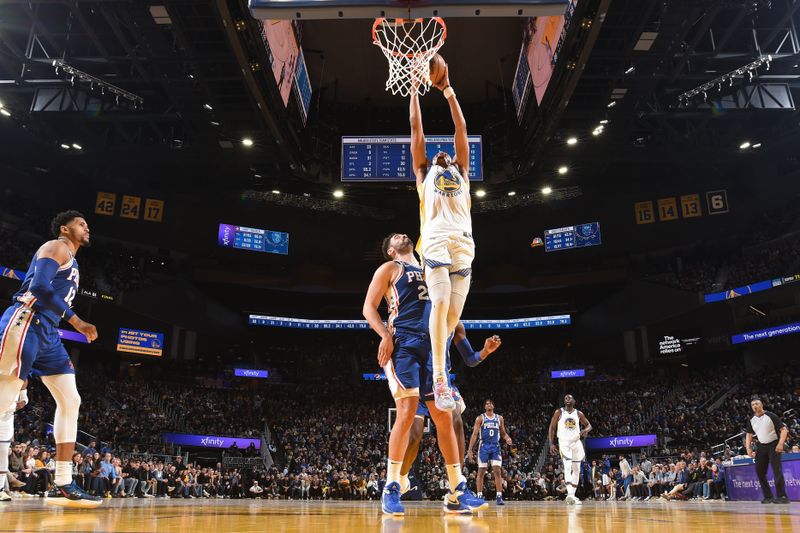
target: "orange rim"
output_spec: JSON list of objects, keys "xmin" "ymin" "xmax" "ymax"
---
[{"xmin": 372, "ymin": 17, "xmax": 447, "ymax": 59}]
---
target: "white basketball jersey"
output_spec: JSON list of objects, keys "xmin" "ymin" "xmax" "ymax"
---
[
  {"xmin": 557, "ymin": 408, "xmax": 581, "ymax": 444},
  {"xmin": 417, "ymin": 163, "xmax": 471, "ymax": 242}
]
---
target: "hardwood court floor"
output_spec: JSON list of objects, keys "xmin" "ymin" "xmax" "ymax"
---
[{"xmin": 0, "ymin": 499, "xmax": 797, "ymax": 532}]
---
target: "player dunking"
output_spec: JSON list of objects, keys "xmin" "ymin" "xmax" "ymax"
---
[
  {"xmin": 0, "ymin": 211, "xmax": 101, "ymax": 507},
  {"xmin": 398, "ymin": 323, "xmax": 501, "ymax": 497},
  {"xmin": 363, "ymin": 233, "xmax": 485, "ymax": 515},
  {"xmin": 410, "ymin": 63, "xmax": 474, "ymax": 412},
  {"xmin": 548, "ymin": 394, "xmax": 593, "ymax": 505},
  {"xmin": 467, "ymin": 399, "xmax": 513, "ymax": 505}
]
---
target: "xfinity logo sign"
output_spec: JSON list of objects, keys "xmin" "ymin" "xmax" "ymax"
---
[
  {"xmin": 163, "ymin": 433, "xmax": 261, "ymax": 450},
  {"xmin": 234, "ymin": 368, "xmax": 269, "ymax": 379},
  {"xmin": 551, "ymin": 369, "xmax": 585, "ymax": 379},
  {"xmin": 586, "ymin": 434, "xmax": 657, "ymax": 450}
]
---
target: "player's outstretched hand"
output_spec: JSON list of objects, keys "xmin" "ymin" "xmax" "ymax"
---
[
  {"xmin": 483, "ymin": 335, "xmax": 501, "ymax": 356},
  {"xmin": 377, "ymin": 335, "xmax": 394, "ymax": 368},
  {"xmin": 434, "ymin": 65, "xmax": 450, "ymax": 92},
  {"xmin": 69, "ymin": 316, "xmax": 98, "ymax": 343},
  {"xmin": 550, "ymin": 443, "xmax": 558, "ymax": 456}
]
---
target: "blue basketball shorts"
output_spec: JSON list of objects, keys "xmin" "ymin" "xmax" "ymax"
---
[
  {"xmin": 0, "ymin": 304, "xmax": 75, "ymax": 380},
  {"xmin": 478, "ymin": 445, "xmax": 502, "ymax": 468},
  {"xmin": 384, "ymin": 329, "xmax": 429, "ymax": 401}
]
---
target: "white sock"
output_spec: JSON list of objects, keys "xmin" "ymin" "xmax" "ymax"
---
[
  {"xmin": 386, "ymin": 460, "xmax": 402, "ymax": 485},
  {"xmin": 445, "ymin": 463, "xmax": 466, "ymax": 493},
  {"xmin": 399, "ymin": 474, "xmax": 410, "ymax": 493},
  {"xmin": 567, "ymin": 484, "xmax": 576, "ymax": 497},
  {"xmin": 496, "ymin": 491, "xmax": 502, "ymax": 497},
  {"xmin": 55, "ymin": 461, "xmax": 72, "ymax": 486}
]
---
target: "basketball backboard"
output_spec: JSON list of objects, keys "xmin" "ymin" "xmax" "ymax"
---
[{"xmin": 249, "ymin": 0, "xmax": 569, "ymax": 20}]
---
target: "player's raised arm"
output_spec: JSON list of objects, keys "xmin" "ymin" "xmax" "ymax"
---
[
  {"xmin": 578, "ymin": 411, "xmax": 593, "ymax": 438},
  {"xmin": 452, "ymin": 322, "xmax": 501, "ymax": 367},
  {"xmin": 466, "ymin": 414, "xmax": 483, "ymax": 462},
  {"xmin": 362, "ymin": 261, "xmax": 399, "ymax": 367},
  {"xmin": 434, "ymin": 66, "xmax": 468, "ymax": 177},
  {"xmin": 409, "ymin": 89, "xmax": 428, "ymax": 189},
  {"xmin": 548, "ymin": 409, "xmax": 561, "ymax": 455}
]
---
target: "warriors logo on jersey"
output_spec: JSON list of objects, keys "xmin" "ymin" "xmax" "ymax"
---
[
  {"xmin": 563, "ymin": 418, "xmax": 577, "ymax": 430},
  {"xmin": 434, "ymin": 169, "xmax": 462, "ymax": 195}
]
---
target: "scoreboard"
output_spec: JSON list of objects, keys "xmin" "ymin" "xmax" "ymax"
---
[
  {"xmin": 217, "ymin": 223, "xmax": 289, "ymax": 255},
  {"xmin": 544, "ymin": 222, "xmax": 602, "ymax": 252},
  {"xmin": 341, "ymin": 135, "xmax": 483, "ymax": 182}
]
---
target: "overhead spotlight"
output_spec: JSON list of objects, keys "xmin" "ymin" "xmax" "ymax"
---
[
  {"xmin": 566, "ymin": 137, "xmax": 578, "ymax": 145},
  {"xmin": 592, "ymin": 128, "xmax": 602, "ymax": 136},
  {"xmin": 558, "ymin": 166, "xmax": 568, "ymax": 175},
  {"xmin": 333, "ymin": 189, "xmax": 344, "ymax": 198},
  {"xmin": 0, "ymin": 100, "xmax": 4, "ymax": 108},
  {"xmin": 600, "ymin": 120, "xmax": 609, "ymax": 124},
  {"xmin": 739, "ymin": 141, "xmax": 751, "ymax": 150},
  {"xmin": 475, "ymin": 189, "xmax": 486, "ymax": 197},
  {"xmin": 188, "ymin": 73, "xmax": 195, "ymax": 79},
  {"xmin": 541, "ymin": 186, "xmax": 552, "ymax": 195},
  {"xmin": 203, "ymin": 103, "xmax": 213, "ymax": 110},
  {"xmin": 242, "ymin": 138, "xmax": 254, "ymax": 147},
  {"xmin": 507, "ymin": 191, "xmax": 516, "ymax": 197},
  {"xmin": 752, "ymin": 143, "xmax": 762, "ymax": 148},
  {"xmin": 253, "ymin": 174, "xmax": 262, "ymax": 178},
  {"xmin": 72, "ymin": 143, "xmax": 82, "ymax": 150},
  {"xmin": 210, "ymin": 121, "xmax": 220, "ymax": 126},
  {"xmin": 60, "ymin": 144, "xmax": 70, "ymax": 149},
  {"xmin": 607, "ymin": 101, "xmax": 617, "ymax": 108},
  {"xmin": 271, "ymin": 190, "xmax": 280, "ymax": 195},
  {"xmin": 624, "ymin": 66, "xmax": 635, "ymax": 74},
  {"xmin": 0, "ymin": 109, "xmax": 10, "ymax": 117}
]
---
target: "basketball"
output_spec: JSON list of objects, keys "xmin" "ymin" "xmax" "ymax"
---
[{"xmin": 429, "ymin": 53, "xmax": 447, "ymax": 86}]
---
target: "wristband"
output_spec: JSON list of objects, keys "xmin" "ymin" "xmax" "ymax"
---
[
  {"xmin": 443, "ymin": 86, "xmax": 455, "ymax": 99},
  {"xmin": 18, "ymin": 389, "xmax": 28, "ymax": 405}
]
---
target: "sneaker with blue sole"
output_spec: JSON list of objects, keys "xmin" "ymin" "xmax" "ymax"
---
[
  {"xmin": 445, "ymin": 482, "xmax": 487, "ymax": 514},
  {"xmin": 46, "ymin": 481, "xmax": 103, "ymax": 509},
  {"xmin": 382, "ymin": 482, "xmax": 404, "ymax": 516},
  {"xmin": 496, "ymin": 495, "xmax": 505, "ymax": 506}
]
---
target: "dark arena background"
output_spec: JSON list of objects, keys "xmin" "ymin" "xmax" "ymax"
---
[{"xmin": 0, "ymin": 0, "xmax": 798, "ymax": 531}]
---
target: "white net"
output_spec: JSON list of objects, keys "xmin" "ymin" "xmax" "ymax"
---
[{"xmin": 372, "ymin": 17, "xmax": 447, "ymax": 97}]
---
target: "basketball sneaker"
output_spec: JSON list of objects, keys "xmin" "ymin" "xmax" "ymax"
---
[
  {"xmin": 0, "ymin": 491, "xmax": 11, "ymax": 502},
  {"xmin": 445, "ymin": 481, "xmax": 487, "ymax": 513},
  {"xmin": 381, "ymin": 482, "xmax": 404, "ymax": 516},
  {"xmin": 496, "ymin": 494, "xmax": 505, "ymax": 506},
  {"xmin": 45, "ymin": 482, "xmax": 103, "ymax": 509},
  {"xmin": 565, "ymin": 495, "xmax": 575, "ymax": 505},
  {"xmin": 433, "ymin": 377, "xmax": 456, "ymax": 412}
]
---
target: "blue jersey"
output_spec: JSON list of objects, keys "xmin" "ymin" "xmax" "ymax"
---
[
  {"xmin": 13, "ymin": 248, "xmax": 80, "ymax": 326},
  {"xmin": 480, "ymin": 414, "xmax": 501, "ymax": 450},
  {"xmin": 385, "ymin": 261, "xmax": 429, "ymax": 332}
]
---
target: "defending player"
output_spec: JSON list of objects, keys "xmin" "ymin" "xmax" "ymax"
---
[
  {"xmin": 398, "ymin": 324, "xmax": 501, "ymax": 498},
  {"xmin": 548, "ymin": 394, "xmax": 593, "ymax": 505},
  {"xmin": 363, "ymin": 233, "xmax": 484, "ymax": 515},
  {"xmin": 410, "ymin": 63, "xmax": 473, "ymax": 412},
  {"xmin": 0, "ymin": 211, "xmax": 101, "ymax": 507},
  {"xmin": 467, "ymin": 399, "xmax": 513, "ymax": 505}
]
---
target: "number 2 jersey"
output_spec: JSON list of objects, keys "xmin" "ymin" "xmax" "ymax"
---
[
  {"xmin": 384, "ymin": 260, "xmax": 430, "ymax": 333},
  {"xmin": 13, "ymin": 248, "xmax": 79, "ymax": 326}
]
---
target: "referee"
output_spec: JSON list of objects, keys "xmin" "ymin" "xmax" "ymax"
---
[{"xmin": 745, "ymin": 397, "xmax": 790, "ymax": 504}]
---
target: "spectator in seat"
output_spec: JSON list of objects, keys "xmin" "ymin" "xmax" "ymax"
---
[{"xmin": 249, "ymin": 480, "xmax": 264, "ymax": 498}]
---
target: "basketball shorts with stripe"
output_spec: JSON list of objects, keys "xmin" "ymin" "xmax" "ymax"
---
[
  {"xmin": 420, "ymin": 232, "xmax": 475, "ymax": 274},
  {"xmin": 0, "ymin": 304, "xmax": 75, "ymax": 379},
  {"xmin": 383, "ymin": 330, "xmax": 429, "ymax": 401}
]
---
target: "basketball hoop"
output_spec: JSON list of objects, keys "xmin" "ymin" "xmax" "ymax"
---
[{"xmin": 372, "ymin": 17, "xmax": 447, "ymax": 97}]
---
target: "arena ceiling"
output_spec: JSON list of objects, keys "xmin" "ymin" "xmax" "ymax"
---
[{"xmin": 0, "ymin": 0, "xmax": 799, "ymax": 200}]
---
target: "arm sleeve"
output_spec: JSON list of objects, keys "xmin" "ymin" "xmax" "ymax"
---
[
  {"xmin": 456, "ymin": 337, "xmax": 483, "ymax": 367},
  {"xmin": 767, "ymin": 412, "xmax": 786, "ymax": 430},
  {"xmin": 28, "ymin": 257, "xmax": 75, "ymax": 320}
]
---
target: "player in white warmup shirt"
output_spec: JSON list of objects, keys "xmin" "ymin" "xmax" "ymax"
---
[
  {"xmin": 409, "ymin": 63, "xmax": 474, "ymax": 412},
  {"xmin": 548, "ymin": 394, "xmax": 593, "ymax": 505}
]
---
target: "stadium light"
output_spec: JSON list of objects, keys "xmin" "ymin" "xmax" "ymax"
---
[
  {"xmin": 625, "ymin": 66, "xmax": 635, "ymax": 75},
  {"xmin": 607, "ymin": 101, "xmax": 617, "ymax": 108},
  {"xmin": 72, "ymin": 143, "xmax": 82, "ymax": 150},
  {"xmin": 739, "ymin": 141, "xmax": 751, "ymax": 150},
  {"xmin": 600, "ymin": 120, "xmax": 609, "ymax": 124},
  {"xmin": 333, "ymin": 189, "xmax": 344, "ymax": 198},
  {"xmin": 558, "ymin": 166, "xmax": 569, "ymax": 175},
  {"xmin": 475, "ymin": 189, "xmax": 486, "ymax": 198},
  {"xmin": 271, "ymin": 190, "xmax": 280, "ymax": 195},
  {"xmin": 242, "ymin": 138, "xmax": 254, "ymax": 147},
  {"xmin": 566, "ymin": 137, "xmax": 578, "ymax": 145},
  {"xmin": 0, "ymin": 109, "xmax": 10, "ymax": 117},
  {"xmin": 60, "ymin": 144, "xmax": 70, "ymax": 149},
  {"xmin": 752, "ymin": 143, "xmax": 762, "ymax": 149},
  {"xmin": 507, "ymin": 191, "xmax": 516, "ymax": 197},
  {"xmin": 542, "ymin": 186, "xmax": 552, "ymax": 195},
  {"xmin": 203, "ymin": 103, "xmax": 213, "ymax": 110}
]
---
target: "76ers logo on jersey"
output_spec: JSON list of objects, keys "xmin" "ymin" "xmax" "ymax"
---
[{"xmin": 434, "ymin": 169, "xmax": 462, "ymax": 197}]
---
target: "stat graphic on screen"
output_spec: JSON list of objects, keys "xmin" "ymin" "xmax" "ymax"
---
[
  {"xmin": 117, "ymin": 328, "xmax": 164, "ymax": 357},
  {"xmin": 544, "ymin": 222, "xmax": 602, "ymax": 252},
  {"xmin": 341, "ymin": 136, "xmax": 483, "ymax": 182},
  {"xmin": 218, "ymin": 224, "xmax": 289, "ymax": 255}
]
